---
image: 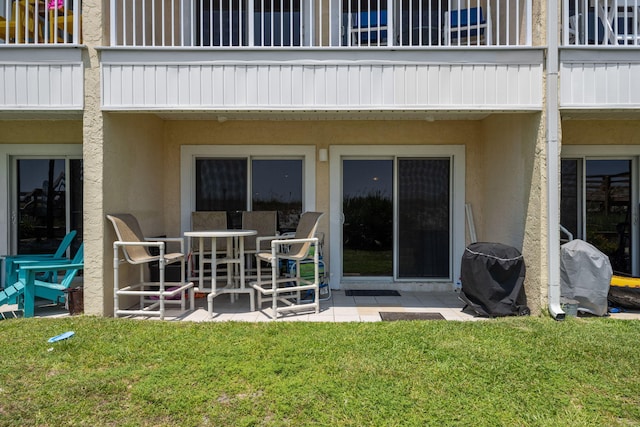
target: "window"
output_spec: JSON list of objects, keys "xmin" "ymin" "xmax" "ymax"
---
[
  {"xmin": 0, "ymin": 144, "xmax": 83, "ymax": 257},
  {"xmin": 181, "ymin": 145, "xmax": 316, "ymax": 233},
  {"xmin": 195, "ymin": 157, "xmax": 303, "ymax": 230},
  {"xmin": 15, "ymin": 158, "xmax": 83, "ymax": 255}
]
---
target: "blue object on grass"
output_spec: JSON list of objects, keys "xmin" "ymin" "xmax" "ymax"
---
[{"xmin": 48, "ymin": 331, "xmax": 75, "ymax": 343}]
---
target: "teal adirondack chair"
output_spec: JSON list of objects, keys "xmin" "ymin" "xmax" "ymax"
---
[
  {"xmin": 16, "ymin": 243, "xmax": 84, "ymax": 318},
  {"xmin": 2, "ymin": 230, "xmax": 77, "ymax": 289}
]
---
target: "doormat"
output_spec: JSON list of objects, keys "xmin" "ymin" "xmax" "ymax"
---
[
  {"xmin": 345, "ymin": 290, "xmax": 401, "ymax": 297},
  {"xmin": 380, "ymin": 312, "xmax": 446, "ymax": 321}
]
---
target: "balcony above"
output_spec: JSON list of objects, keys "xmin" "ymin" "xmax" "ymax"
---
[
  {"xmin": 102, "ymin": 0, "xmax": 541, "ymax": 114},
  {"xmin": 108, "ymin": 0, "xmax": 532, "ymax": 48},
  {"xmin": 100, "ymin": 48, "xmax": 543, "ymax": 114},
  {"xmin": 0, "ymin": 0, "xmax": 82, "ymax": 45},
  {"xmin": 560, "ymin": 1, "xmax": 640, "ymax": 112}
]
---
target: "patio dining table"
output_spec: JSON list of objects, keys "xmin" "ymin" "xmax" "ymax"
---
[{"xmin": 184, "ymin": 229, "xmax": 257, "ymax": 317}]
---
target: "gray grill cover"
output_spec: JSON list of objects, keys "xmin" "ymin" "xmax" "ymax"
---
[{"xmin": 560, "ymin": 239, "xmax": 612, "ymax": 316}]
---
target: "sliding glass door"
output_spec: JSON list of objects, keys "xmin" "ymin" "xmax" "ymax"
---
[
  {"xmin": 342, "ymin": 159, "xmax": 393, "ymax": 276},
  {"xmin": 341, "ymin": 156, "xmax": 452, "ymax": 280},
  {"xmin": 561, "ymin": 158, "xmax": 633, "ymax": 275},
  {"xmin": 15, "ymin": 158, "xmax": 83, "ymax": 255}
]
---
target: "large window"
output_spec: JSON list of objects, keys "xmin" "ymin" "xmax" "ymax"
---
[
  {"xmin": 195, "ymin": 157, "xmax": 303, "ymax": 230},
  {"xmin": 182, "ymin": 145, "xmax": 315, "ymax": 234},
  {"xmin": 14, "ymin": 157, "xmax": 83, "ymax": 255}
]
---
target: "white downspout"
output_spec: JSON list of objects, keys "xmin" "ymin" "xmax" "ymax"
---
[{"xmin": 547, "ymin": 0, "xmax": 565, "ymax": 320}]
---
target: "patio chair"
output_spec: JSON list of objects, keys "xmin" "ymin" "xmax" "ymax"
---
[
  {"xmin": 350, "ymin": 9, "xmax": 388, "ymax": 45},
  {"xmin": 14, "ymin": 243, "xmax": 84, "ymax": 318},
  {"xmin": 251, "ymin": 211, "xmax": 323, "ymax": 319},
  {"xmin": 241, "ymin": 210, "xmax": 278, "ymax": 276},
  {"xmin": 444, "ymin": 6, "xmax": 491, "ymax": 45},
  {"xmin": 107, "ymin": 214, "xmax": 194, "ymax": 320},
  {"xmin": 2, "ymin": 230, "xmax": 77, "ymax": 289}
]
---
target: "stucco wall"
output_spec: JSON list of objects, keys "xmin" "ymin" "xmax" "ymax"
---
[
  {"xmin": 0, "ymin": 121, "xmax": 82, "ymax": 143},
  {"xmin": 562, "ymin": 120, "xmax": 640, "ymax": 145},
  {"xmin": 94, "ymin": 113, "xmax": 167, "ymax": 316},
  {"xmin": 480, "ymin": 113, "xmax": 545, "ymax": 315}
]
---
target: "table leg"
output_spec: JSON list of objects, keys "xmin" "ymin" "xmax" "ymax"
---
[
  {"xmin": 198, "ymin": 237, "xmax": 204, "ymax": 288},
  {"xmin": 208, "ymin": 236, "xmax": 218, "ymax": 318},
  {"xmin": 211, "ymin": 237, "xmax": 218, "ymax": 294}
]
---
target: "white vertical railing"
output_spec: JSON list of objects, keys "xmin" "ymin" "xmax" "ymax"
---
[
  {"xmin": 0, "ymin": 0, "xmax": 81, "ymax": 45},
  {"xmin": 563, "ymin": 0, "xmax": 640, "ymax": 45},
  {"xmin": 105, "ymin": 0, "xmax": 532, "ymax": 48}
]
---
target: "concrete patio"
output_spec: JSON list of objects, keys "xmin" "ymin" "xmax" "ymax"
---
[
  {"xmin": 0, "ymin": 290, "xmax": 481, "ymax": 321},
  {"xmin": 3, "ymin": 289, "xmax": 640, "ymax": 321}
]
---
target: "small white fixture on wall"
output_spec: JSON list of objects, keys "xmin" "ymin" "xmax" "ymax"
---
[{"xmin": 319, "ymin": 148, "xmax": 328, "ymax": 162}]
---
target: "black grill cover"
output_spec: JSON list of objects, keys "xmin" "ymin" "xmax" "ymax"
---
[{"xmin": 459, "ymin": 242, "xmax": 529, "ymax": 317}]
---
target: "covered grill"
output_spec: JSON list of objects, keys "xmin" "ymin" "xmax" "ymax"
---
[{"xmin": 459, "ymin": 242, "xmax": 529, "ymax": 317}]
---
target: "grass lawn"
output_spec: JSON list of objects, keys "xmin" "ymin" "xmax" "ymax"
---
[{"xmin": 1, "ymin": 316, "xmax": 639, "ymax": 426}]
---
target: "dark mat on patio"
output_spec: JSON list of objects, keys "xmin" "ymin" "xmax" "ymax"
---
[
  {"xmin": 345, "ymin": 290, "xmax": 401, "ymax": 297},
  {"xmin": 380, "ymin": 312, "xmax": 445, "ymax": 321}
]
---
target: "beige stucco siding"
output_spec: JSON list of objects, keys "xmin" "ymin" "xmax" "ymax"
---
[
  {"xmin": 562, "ymin": 120, "xmax": 640, "ymax": 145},
  {"xmin": 0, "ymin": 121, "xmax": 82, "ymax": 143},
  {"xmin": 481, "ymin": 113, "xmax": 545, "ymax": 315}
]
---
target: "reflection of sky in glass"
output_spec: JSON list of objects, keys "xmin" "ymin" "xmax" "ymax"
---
[
  {"xmin": 586, "ymin": 160, "xmax": 630, "ymax": 177},
  {"xmin": 19, "ymin": 159, "xmax": 65, "ymax": 193},
  {"xmin": 252, "ymin": 160, "xmax": 302, "ymax": 203},
  {"xmin": 343, "ymin": 160, "xmax": 392, "ymax": 198}
]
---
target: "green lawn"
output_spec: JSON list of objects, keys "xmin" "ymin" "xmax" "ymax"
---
[{"xmin": 1, "ymin": 316, "xmax": 639, "ymax": 426}]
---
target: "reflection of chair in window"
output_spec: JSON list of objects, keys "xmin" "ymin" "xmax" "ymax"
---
[
  {"xmin": 444, "ymin": 6, "xmax": 491, "ymax": 45},
  {"xmin": 0, "ymin": 0, "xmax": 42, "ymax": 43},
  {"xmin": 241, "ymin": 211, "xmax": 278, "ymax": 277},
  {"xmin": 350, "ymin": 10, "xmax": 388, "ymax": 45}
]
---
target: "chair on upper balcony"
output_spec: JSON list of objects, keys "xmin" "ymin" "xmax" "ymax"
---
[
  {"xmin": 350, "ymin": 9, "xmax": 388, "ymax": 45},
  {"xmin": 444, "ymin": 6, "xmax": 491, "ymax": 45},
  {"xmin": 0, "ymin": 0, "xmax": 42, "ymax": 43},
  {"xmin": 47, "ymin": 3, "xmax": 82, "ymax": 43}
]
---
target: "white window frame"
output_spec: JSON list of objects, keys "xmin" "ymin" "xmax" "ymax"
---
[
  {"xmin": 562, "ymin": 145, "xmax": 640, "ymax": 275},
  {"xmin": 180, "ymin": 145, "xmax": 316, "ymax": 234},
  {"xmin": 328, "ymin": 144, "xmax": 465, "ymax": 289},
  {"xmin": 0, "ymin": 144, "xmax": 82, "ymax": 256}
]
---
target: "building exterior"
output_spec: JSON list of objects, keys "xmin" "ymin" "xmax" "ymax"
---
[{"xmin": 1, "ymin": 0, "xmax": 638, "ymax": 318}]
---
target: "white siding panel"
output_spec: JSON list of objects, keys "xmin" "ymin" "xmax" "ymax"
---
[
  {"xmin": 101, "ymin": 61, "xmax": 543, "ymax": 111},
  {"xmin": 0, "ymin": 62, "xmax": 82, "ymax": 110},
  {"xmin": 561, "ymin": 59, "xmax": 640, "ymax": 109}
]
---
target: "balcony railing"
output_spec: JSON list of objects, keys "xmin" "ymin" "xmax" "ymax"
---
[
  {"xmin": 109, "ymin": 0, "xmax": 532, "ymax": 48},
  {"xmin": 0, "ymin": 0, "xmax": 81, "ymax": 45},
  {"xmin": 563, "ymin": 0, "xmax": 640, "ymax": 45}
]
